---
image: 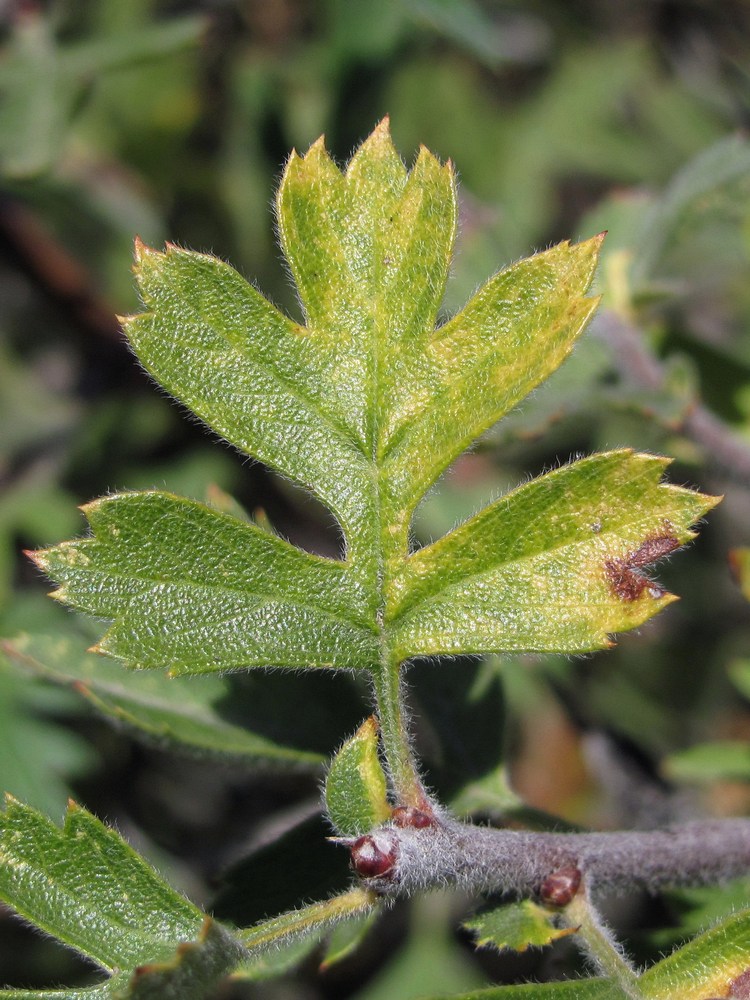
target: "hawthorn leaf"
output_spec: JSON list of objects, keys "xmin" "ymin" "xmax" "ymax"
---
[
  {"xmin": 0, "ymin": 984, "xmax": 129, "ymax": 1000},
  {"xmin": 319, "ymin": 910, "xmax": 380, "ymax": 970},
  {"xmin": 464, "ymin": 899, "xmax": 574, "ymax": 953},
  {"xmin": 116, "ymin": 919, "xmax": 245, "ymax": 1000},
  {"xmin": 33, "ymin": 492, "xmax": 376, "ymax": 674},
  {"xmin": 0, "ymin": 796, "xmax": 208, "ymax": 973},
  {"xmin": 388, "ymin": 450, "xmax": 715, "ymax": 658},
  {"xmin": 34, "ymin": 121, "xmax": 716, "ymax": 694},
  {"xmin": 2, "ymin": 634, "xmax": 323, "ymax": 766},
  {"xmin": 429, "ymin": 908, "xmax": 750, "ymax": 999},
  {"xmin": 325, "ymin": 716, "xmax": 391, "ymax": 835}
]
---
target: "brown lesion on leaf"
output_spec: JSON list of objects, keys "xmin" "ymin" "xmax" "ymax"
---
[
  {"xmin": 730, "ymin": 968, "xmax": 750, "ymax": 998},
  {"xmin": 604, "ymin": 530, "xmax": 681, "ymax": 602}
]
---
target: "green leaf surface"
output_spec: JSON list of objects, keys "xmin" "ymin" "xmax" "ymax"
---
[
  {"xmin": 0, "ymin": 797, "xmax": 205, "ymax": 973},
  {"xmin": 464, "ymin": 900, "xmax": 574, "ymax": 954},
  {"xmin": 638, "ymin": 907, "xmax": 750, "ymax": 999},
  {"xmin": 0, "ymin": 983, "xmax": 128, "ymax": 1000},
  {"xmin": 0, "ymin": 11, "xmax": 204, "ymax": 178},
  {"xmin": 232, "ymin": 933, "xmax": 324, "ymax": 981},
  {"xmin": 325, "ymin": 716, "xmax": 391, "ymax": 836},
  {"xmin": 390, "ymin": 450, "xmax": 713, "ymax": 658},
  {"xmin": 428, "ymin": 984, "xmax": 619, "ymax": 1000},
  {"xmin": 116, "ymin": 918, "xmax": 245, "ymax": 1000},
  {"xmin": 35, "ymin": 491, "xmax": 375, "ymax": 674},
  {"xmin": 35, "ymin": 124, "xmax": 716, "ymax": 800},
  {"xmin": 237, "ymin": 888, "xmax": 378, "ymax": 953},
  {"xmin": 431, "ymin": 908, "xmax": 750, "ymax": 999},
  {"xmin": 730, "ymin": 657, "xmax": 750, "ymax": 700},
  {"xmin": 0, "ymin": 656, "xmax": 94, "ymax": 816},
  {"xmin": 320, "ymin": 910, "xmax": 380, "ymax": 970},
  {"xmin": 663, "ymin": 740, "xmax": 750, "ymax": 783},
  {"xmin": 3, "ymin": 634, "xmax": 323, "ymax": 767}
]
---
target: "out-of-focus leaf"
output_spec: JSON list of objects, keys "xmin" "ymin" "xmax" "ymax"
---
[
  {"xmin": 0, "ymin": 469, "xmax": 80, "ymax": 606},
  {"xmin": 0, "ymin": 345, "xmax": 78, "ymax": 460},
  {"xmin": 232, "ymin": 934, "xmax": 324, "ymax": 982},
  {"xmin": 410, "ymin": 656, "xmax": 506, "ymax": 805},
  {"xmin": 652, "ymin": 877, "xmax": 750, "ymax": 949},
  {"xmin": 730, "ymin": 551, "xmax": 750, "ymax": 604},
  {"xmin": 3, "ymin": 634, "xmax": 324, "ymax": 767},
  {"xmin": 353, "ymin": 894, "xmax": 486, "ymax": 1000},
  {"xmin": 320, "ymin": 910, "xmax": 380, "ymax": 970},
  {"xmin": 325, "ymin": 716, "xmax": 390, "ymax": 836},
  {"xmin": 464, "ymin": 900, "xmax": 574, "ymax": 954},
  {"xmin": 327, "ymin": 0, "xmax": 406, "ymax": 62},
  {"xmin": 662, "ymin": 741, "xmax": 750, "ymax": 783},
  {"xmin": 0, "ymin": 657, "xmax": 94, "ymax": 816},
  {"xmin": 0, "ymin": 10, "xmax": 204, "ymax": 178},
  {"xmin": 632, "ymin": 133, "xmax": 750, "ymax": 282},
  {"xmin": 404, "ymin": 0, "xmax": 548, "ymax": 68},
  {"xmin": 212, "ymin": 815, "xmax": 351, "ymax": 928}
]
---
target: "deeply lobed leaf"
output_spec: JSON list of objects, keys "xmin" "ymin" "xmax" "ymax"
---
[
  {"xmin": 34, "ymin": 121, "xmax": 717, "ymax": 690},
  {"xmin": 0, "ymin": 797, "xmax": 204, "ymax": 972}
]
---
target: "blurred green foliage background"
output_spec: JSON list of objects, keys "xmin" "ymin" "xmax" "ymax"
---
[{"xmin": 2, "ymin": 0, "xmax": 750, "ymax": 995}]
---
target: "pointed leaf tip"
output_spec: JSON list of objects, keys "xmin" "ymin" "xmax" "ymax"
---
[{"xmin": 133, "ymin": 235, "xmax": 147, "ymax": 263}]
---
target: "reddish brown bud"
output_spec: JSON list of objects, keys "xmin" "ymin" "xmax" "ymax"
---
[
  {"xmin": 350, "ymin": 831, "xmax": 398, "ymax": 879},
  {"xmin": 539, "ymin": 866, "xmax": 582, "ymax": 907},
  {"xmin": 391, "ymin": 806, "xmax": 434, "ymax": 829}
]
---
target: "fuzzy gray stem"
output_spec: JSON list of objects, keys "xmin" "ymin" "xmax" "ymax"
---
[{"xmin": 367, "ymin": 814, "xmax": 750, "ymax": 897}]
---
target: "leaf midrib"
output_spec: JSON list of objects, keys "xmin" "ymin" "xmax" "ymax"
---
[{"xmin": 68, "ymin": 548, "xmax": 377, "ymax": 634}]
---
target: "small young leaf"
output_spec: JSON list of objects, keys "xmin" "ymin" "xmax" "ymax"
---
[
  {"xmin": 325, "ymin": 717, "xmax": 391, "ymax": 836},
  {"xmin": 464, "ymin": 900, "xmax": 574, "ymax": 954}
]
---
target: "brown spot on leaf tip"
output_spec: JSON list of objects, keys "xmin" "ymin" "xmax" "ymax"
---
[
  {"xmin": 730, "ymin": 968, "xmax": 750, "ymax": 998},
  {"xmin": 605, "ymin": 533, "xmax": 681, "ymax": 602},
  {"xmin": 132, "ymin": 235, "xmax": 149, "ymax": 262}
]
